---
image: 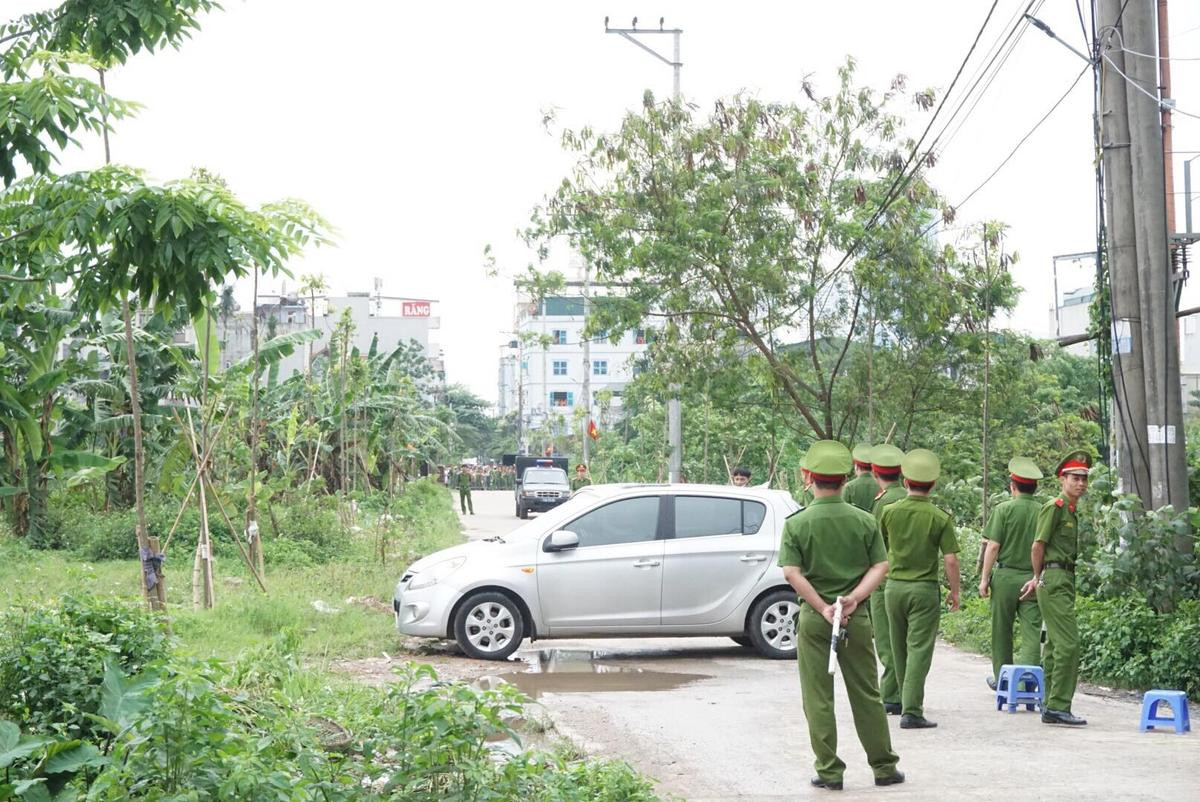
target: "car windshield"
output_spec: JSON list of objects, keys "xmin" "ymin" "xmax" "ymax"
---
[{"xmin": 524, "ymin": 468, "xmax": 567, "ymax": 485}]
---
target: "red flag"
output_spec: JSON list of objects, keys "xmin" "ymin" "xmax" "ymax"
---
[{"xmin": 587, "ymin": 419, "xmax": 599, "ymax": 440}]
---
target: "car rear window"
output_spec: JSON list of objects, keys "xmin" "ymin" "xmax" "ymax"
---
[{"xmin": 674, "ymin": 496, "xmax": 768, "ymax": 538}]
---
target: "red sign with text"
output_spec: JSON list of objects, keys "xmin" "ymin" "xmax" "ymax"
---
[{"xmin": 402, "ymin": 301, "xmax": 431, "ymax": 317}]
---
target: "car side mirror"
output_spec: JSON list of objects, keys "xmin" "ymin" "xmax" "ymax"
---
[{"xmin": 544, "ymin": 530, "xmax": 579, "ymax": 552}]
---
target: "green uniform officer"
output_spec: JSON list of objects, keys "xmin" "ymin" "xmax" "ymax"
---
[
  {"xmin": 571, "ymin": 463, "xmax": 593, "ymax": 493},
  {"xmin": 779, "ymin": 440, "xmax": 904, "ymax": 792},
  {"xmin": 1021, "ymin": 450, "xmax": 1092, "ymax": 726},
  {"xmin": 978, "ymin": 457, "xmax": 1045, "ymax": 687},
  {"xmin": 794, "ymin": 456, "xmax": 815, "ymax": 507},
  {"xmin": 841, "ymin": 444, "xmax": 877, "ymax": 512},
  {"xmin": 456, "ymin": 466, "xmax": 475, "ymax": 515},
  {"xmin": 869, "ymin": 444, "xmax": 907, "ymax": 714},
  {"xmin": 880, "ymin": 449, "xmax": 960, "ymax": 729}
]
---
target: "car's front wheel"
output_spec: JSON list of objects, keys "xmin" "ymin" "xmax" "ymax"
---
[
  {"xmin": 747, "ymin": 589, "xmax": 800, "ymax": 659},
  {"xmin": 453, "ymin": 591, "xmax": 525, "ymax": 660}
]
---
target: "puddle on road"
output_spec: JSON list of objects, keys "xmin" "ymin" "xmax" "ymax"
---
[{"xmin": 495, "ymin": 649, "xmax": 710, "ymax": 699}]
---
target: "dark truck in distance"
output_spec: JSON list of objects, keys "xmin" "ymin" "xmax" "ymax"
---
[{"xmin": 508, "ymin": 455, "xmax": 570, "ymax": 519}]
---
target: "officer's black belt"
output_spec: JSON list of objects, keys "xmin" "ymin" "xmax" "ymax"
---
[
  {"xmin": 1045, "ymin": 561, "xmax": 1076, "ymax": 573},
  {"xmin": 996, "ymin": 562, "xmax": 1031, "ymax": 571}
]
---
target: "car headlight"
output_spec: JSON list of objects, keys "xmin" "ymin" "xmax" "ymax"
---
[{"xmin": 407, "ymin": 557, "xmax": 466, "ymax": 590}]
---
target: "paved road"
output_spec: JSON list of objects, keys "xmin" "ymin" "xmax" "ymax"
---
[{"xmin": 456, "ymin": 491, "xmax": 1198, "ymax": 801}]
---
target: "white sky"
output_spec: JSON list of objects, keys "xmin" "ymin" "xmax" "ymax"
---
[{"xmin": 15, "ymin": 0, "xmax": 1200, "ymax": 403}]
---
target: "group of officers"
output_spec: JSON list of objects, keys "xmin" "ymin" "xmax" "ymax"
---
[{"xmin": 760, "ymin": 440, "xmax": 1093, "ymax": 791}]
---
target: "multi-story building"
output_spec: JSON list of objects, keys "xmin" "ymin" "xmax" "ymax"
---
[
  {"xmin": 217, "ymin": 291, "xmax": 443, "ymax": 379},
  {"xmin": 1048, "ymin": 286, "xmax": 1096, "ymax": 358},
  {"xmin": 1052, "ymin": 284, "xmax": 1200, "ymax": 403},
  {"xmin": 498, "ymin": 292, "xmax": 652, "ymax": 449}
]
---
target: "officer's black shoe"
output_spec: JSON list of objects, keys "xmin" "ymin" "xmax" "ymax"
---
[
  {"xmin": 883, "ymin": 701, "xmax": 901, "ymax": 715},
  {"xmin": 1041, "ymin": 709, "xmax": 1087, "ymax": 726},
  {"xmin": 875, "ymin": 771, "xmax": 906, "ymax": 787},
  {"xmin": 986, "ymin": 676, "xmax": 997, "ymax": 691},
  {"xmin": 899, "ymin": 714, "xmax": 938, "ymax": 729},
  {"xmin": 810, "ymin": 777, "xmax": 843, "ymax": 791}
]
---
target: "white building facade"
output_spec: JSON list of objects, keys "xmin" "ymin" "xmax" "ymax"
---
[
  {"xmin": 498, "ymin": 294, "xmax": 652, "ymax": 448},
  {"xmin": 1053, "ymin": 284, "xmax": 1200, "ymax": 402},
  {"xmin": 218, "ymin": 292, "xmax": 443, "ymax": 379},
  {"xmin": 1049, "ymin": 286, "xmax": 1096, "ymax": 358}
]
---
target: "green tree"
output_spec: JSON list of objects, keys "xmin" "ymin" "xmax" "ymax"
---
[
  {"xmin": 526, "ymin": 61, "xmax": 1016, "ymax": 441},
  {"xmin": 0, "ymin": 1, "xmax": 330, "ymax": 608}
]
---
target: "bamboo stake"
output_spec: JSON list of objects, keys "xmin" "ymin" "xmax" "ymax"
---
[
  {"xmin": 205, "ymin": 474, "xmax": 268, "ymax": 593},
  {"xmin": 162, "ymin": 403, "xmax": 235, "ymax": 553},
  {"xmin": 185, "ymin": 407, "xmax": 214, "ymax": 610},
  {"xmin": 173, "ymin": 408, "xmax": 267, "ymax": 592}
]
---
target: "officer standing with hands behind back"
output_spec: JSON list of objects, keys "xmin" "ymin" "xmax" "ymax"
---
[
  {"xmin": 869, "ymin": 444, "xmax": 907, "ymax": 715},
  {"xmin": 880, "ymin": 448, "xmax": 960, "ymax": 730},
  {"xmin": 779, "ymin": 440, "xmax": 904, "ymax": 792},
  {"xmin": 841, "ymin": 444, "xmax": 877, "ymax": 512},
  {"xmin": 1021, "ymin": 450, "xmax": 1092, "ymax": 726}
]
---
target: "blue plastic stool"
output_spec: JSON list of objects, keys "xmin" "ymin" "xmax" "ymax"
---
[
  {"xmin": 995, "ymin": 664, "xmax": 1045, "ymax": 713},
  {"xmin": 1139, "ymin": 690, "xmax": 1191, "ymax": 734}
]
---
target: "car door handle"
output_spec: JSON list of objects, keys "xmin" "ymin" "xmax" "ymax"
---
[
  {"xmin": 633, "ymin": 559, "xmax": 661, "ymax": 568},
  {"xmin": 739, "ymin": 554, "xmax": 768, "ymax": 563}
]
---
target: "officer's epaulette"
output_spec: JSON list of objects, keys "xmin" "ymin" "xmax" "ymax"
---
[{"xmin": 1054, "ymin": 498, "xmax": 1065, "ymax": 508}]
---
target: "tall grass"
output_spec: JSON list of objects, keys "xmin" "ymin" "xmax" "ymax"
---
[{"xmin": 0, "ymin": 480, "xmax": 462, "ymax": 661}]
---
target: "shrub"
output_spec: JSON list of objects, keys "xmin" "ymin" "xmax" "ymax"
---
[
  {"xmin": 0, "ymin": 595, "xmax": 169, "ymax": 737},
  {"xmin": 941, "ymin": 593, "xmax": 1200, "ymax": 701},
  {"xmin": 87, "ymin": 658, "xmax": 362, "ymax": 802},
  {"xmin": 271, "ymin": 496, "xmax": 349, "ymax": 561},
  {"xmin": 1077, "ymin": 596, "xmax": 1200, "ymax": 698},
  {"xmin": 1078, "ymin": 496, "xmax": 1198, "ymax": 612},
  {"xmin": 70, "ymin": 499, "xmax": 245, "ymax": 563},
  {"xmin": 264, "ymin": 536, "xmax": 319, "ymax": 567},
  {"xmin": 938, "ymin": 594, "xmax": 992, "ymax": 655}
]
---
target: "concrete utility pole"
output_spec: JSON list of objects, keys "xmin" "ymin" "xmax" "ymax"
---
[
  {"xmin": 605, "ymin": 16, "xmax": 685, "ymax": 481},
  {"xmin": 1098, "ymin": 0, "xmax": 1188, "ymax": 515}
]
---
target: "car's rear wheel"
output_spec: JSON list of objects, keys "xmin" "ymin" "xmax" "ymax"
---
[
  {"xmin": 730, "ymin": 636, "xmax": 753, "ymax": 649},
  {"xmin": 453, "ymin": 591, "xmax": 525, "ymax": 660},
  {"xmin": 748, "ymin": 589, "xmax": 800, "ymax": 659}
]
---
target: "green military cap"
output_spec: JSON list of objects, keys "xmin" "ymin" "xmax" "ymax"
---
[
  {"xmin": 851, "ymin": 443, "xmax": 874, "ymax": 466},
  {"xmin": 870, "ymin": 444, "xmax": 904, "ymax": 470},
  {"xmin": 803, "ymin": 440, "xmax": 853, "ymax": 479},
  {"xmin": 1055, "ymin": 449, "xmax": 1093, "ymax": 477},
  {"xmin": 1007, "ymin": 456, "xmax": 1044, "ymax": 482},
  {"xmin": 901, "ymin": 448, "xmax": 941, "ymax": 483}
]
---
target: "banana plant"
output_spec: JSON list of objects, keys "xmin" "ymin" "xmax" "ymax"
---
[{"xmin": 0, "ymin": 298, "xmax": 124, "ymax": 539}]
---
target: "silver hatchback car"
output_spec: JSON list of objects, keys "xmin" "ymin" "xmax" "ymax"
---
[{"xmin": 393, "ymin": 483, "xmax": 803, "ymax": 660}]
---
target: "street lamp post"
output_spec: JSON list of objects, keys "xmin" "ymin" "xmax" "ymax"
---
[
  {"xmin": 604, "ymin": 17, "xmax": 682, "ymax": 101},
  {"xmin": 605, "ymin": 16, "xmax": 685, "ymax": 482}
]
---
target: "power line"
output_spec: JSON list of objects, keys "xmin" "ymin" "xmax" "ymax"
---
[
  {"xmin": 821, "ymin": 0, "xmax": 1004, "ymax": 284},
  {"xmin": 953, "ymin": 64, "xmax": 1091, "ymax": 212},
  {"xmin": 939, "ymin": 1, "xmax": 1045, "ymax": 154},
  {"xmin": 1075, "ymin": 0, "xmax": 1094, "ymax": 50},
  {"xmin": 1116, "ymin": 44, "xmax": 1200, "ymax": 61},
  {"xmin": 1102, "ymin": 51, "xmax": 1200, "ymax": 120}
]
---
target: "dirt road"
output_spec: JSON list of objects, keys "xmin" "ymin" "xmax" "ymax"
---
[{"xmin": 445, "ymin": 491, "xmax": 1198, "ymax": 801}]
